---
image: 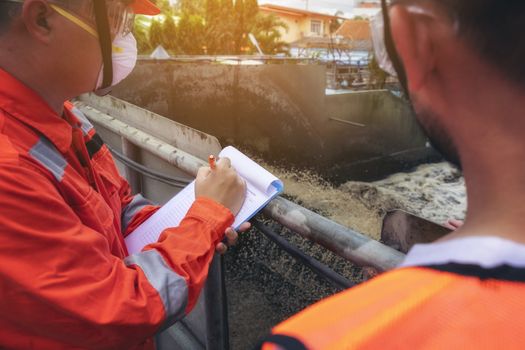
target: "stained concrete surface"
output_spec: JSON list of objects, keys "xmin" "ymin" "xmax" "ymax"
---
[{"xmin": 111, "ymin": 60, "xmax": 429, "ymax": 179}]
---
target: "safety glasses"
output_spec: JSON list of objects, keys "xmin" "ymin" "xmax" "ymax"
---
[{"xmin": 1, "ymin": 0, "xmax": 135, "ymax": 37}]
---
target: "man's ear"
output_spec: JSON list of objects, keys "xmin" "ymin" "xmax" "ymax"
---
[
  {"xmin": 21, "ymin": 0, "xmax": 54, "ymax": 43},
  {"xmin": 389, "ymin": 5, "xmax": 436, "ymax": 92}
]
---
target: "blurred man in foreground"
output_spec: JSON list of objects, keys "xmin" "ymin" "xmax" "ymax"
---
[
  {"xmin": 0, "ymin": 0, "xmax": 246, "ymax": 348},
  {"xmin": 260, "ymin": 0, "xmax": 525, "ymax": 348}
]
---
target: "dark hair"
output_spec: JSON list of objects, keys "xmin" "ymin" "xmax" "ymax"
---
[
  {"xmin": 0, "ymin": 2, "xmax": 21, "ymax": 35},
  {"xmin": 409, "ymin": 0, "xmax": 525, "ymax": 86}
]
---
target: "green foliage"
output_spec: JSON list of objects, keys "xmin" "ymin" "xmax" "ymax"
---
[
  {"xmin": 134, "ymin": 15, "xmax": 152, "ymax": 54},
  {"xmin": 134, "ymin": 0, "xmax": 288, "ymax": 55},
  {"xmin": 149, "ymin": 19, "xmax": 163, "ymax": 49},
  {"xmin": 233, "ymin": 0, "xmax": 245, "ymax": 53},
  {"xmin": 178, "ymin": 0, "xmax": 206, "ymax": 15},
  {"xmin": 152, "ymin": 0, "xmax": 174, "ymax": 15},
  {"xmin": 250, "ymin": 13, "xmax": 289, "ymax": 55},
  {"xmin": 244, "ymin": 0, "xmax": 258, "ymax": 22},
  {"xmin": 205, "ymin": 0, "xmax": 235, "ymax": 54},
  {"xmin": 177, "ymin": 14, "xmax": 206, "ymax": 54},
  {"xmin": 162, "ymin": 15, "xmax": 177, "ymax": 50}
]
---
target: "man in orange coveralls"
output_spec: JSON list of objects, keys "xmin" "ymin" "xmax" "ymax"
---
[
  {"xmin": 259, "ymin": 0, "xmax": 525, "ymax": 349},
  {"xmin": 0, "ymin": 0, "xmax": 247, "ymax": 349}
]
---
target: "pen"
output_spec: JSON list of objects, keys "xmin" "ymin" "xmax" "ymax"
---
[{"xmin": 208, "ymin": 155, "xmax": 216, "ymax": 170}]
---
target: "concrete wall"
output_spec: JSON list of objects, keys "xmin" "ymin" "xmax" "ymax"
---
[
  {"xmin": 111, "ymin": 60, "xmax": 428, "ymax": 172},
  {"xmin": 324, "ymin": 90, "xmax": 427, "ymax": 161}
]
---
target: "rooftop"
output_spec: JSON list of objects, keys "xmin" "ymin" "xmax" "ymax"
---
[
  {"xmin": 259, "ymin": 4, "xmax": 346, "ymax": 20},
  {"xmin": 335, "ymin": 20, "xmax": 371, "ymax": 41}
]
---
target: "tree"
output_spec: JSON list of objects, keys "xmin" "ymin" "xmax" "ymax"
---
[
  {"xmin": 329, "ymin": 10, "xmax": 345, "ymax": 34},
  {"xmin": 136, "ymin": 0, "xmax": 288, "ymax": 55},
  {"xmin": 176, "ymin": 13, "xmax": 206, "ymax": 54},
  {"xmin": 177, "ymin": 0, "xmax": 206, "ymax": 15},
  {"xmin": 162, "ymin": 15, "xmax": 178, "ymax": 51},
  {"xmin": 149, "ymin": 19, "xmax": 163, "ymax": 49},
  {"xmin": 134, "ymin": 15, "xmax": 152, "ymax": 54},
  {"xmin": 152, "ymin": 0, "xmax": 174, "ymax": 15},
  {"xmin": 244, "ymin": 0, "xmax": 258, "ymax": 22},
  {"xmin": 251, "ymin": 13, "xmax": 289, "ymax": 55},
  {"xmin": 233, "ymin": 0, "xmax": 245, "ymax": 53}
]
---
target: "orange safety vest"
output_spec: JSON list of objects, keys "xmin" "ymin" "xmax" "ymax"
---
[
  {"xmin": 0, "ymin": 68, "xmax": 234, "ymax": 349},
  {"xmin": 260, "ymin": 255, "xmax": 525, "ymax": 349}
]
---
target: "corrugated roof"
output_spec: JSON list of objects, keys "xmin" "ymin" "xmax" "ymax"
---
[{"xmin": 335, "ymin": 20, "xmax": 371, "ymax": 41}]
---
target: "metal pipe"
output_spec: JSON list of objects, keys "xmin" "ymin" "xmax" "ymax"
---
[
  {"xmin": 329, "ymin": 117, "xmax": 366, "ymax": 128},
  {"xmin": 107, "ymin": 145, "xmax": 190, "ymax": 189},
  {"xmin": 204, "ymin": 255, "xmax": 229, "ymax": 350},
  {"xmin": 79, "ymin": 105, "xmax": 207, "ymax": 175},
  {"xmin": 121, "ymin": 137, "xmax": 142, "ymax": 194},
  {"xmin": 80, "ymin": 104, "xmax": 405, "ymax": 271},
  {"xmin": 263, "ymin": 197, "xmax": 405, "ymax": 272},
  {"xmin": 254, "ymin": 220, "xmax": 354, "ymax": 290}
]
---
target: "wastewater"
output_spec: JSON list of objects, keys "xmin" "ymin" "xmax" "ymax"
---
[{"xmin": 224, "ymin": 159, "xmax": 466, "ymax": 349}]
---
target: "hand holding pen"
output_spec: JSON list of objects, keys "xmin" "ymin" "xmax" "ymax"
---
[
  {"xmin": 196, "ymin": 155, "xmax": 246, "ymax": 216},
  {"xmin": 196, "ymin": 154, "xmax": 249, "ymax": 253}
]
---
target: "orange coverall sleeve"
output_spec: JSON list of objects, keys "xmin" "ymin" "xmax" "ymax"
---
[
  {"xmin": 0, "ymin": 161, "xmax": 233, "ymax": 349},
  {"xmin": 118, "ymin": 175, "xmax": 160, "ymax": 236}
]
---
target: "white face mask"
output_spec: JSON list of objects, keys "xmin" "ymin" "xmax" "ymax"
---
[
  {"xmin": 95, "ymin": 32, "xmax": 138, "ymax": 91},
  {"xmin": 47, "ymin": 4, "xmax": 138, "ymax": 92}
]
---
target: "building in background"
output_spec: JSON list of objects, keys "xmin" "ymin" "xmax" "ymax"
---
[
  {"xmin": 259, "ymin": 4, "xmax": 340, "ymax": 43},
  {"xmin": 335, "ymin": 19, "xmax": 372, "ymax": 52},
  {"xmin": 350, "ymin": 0, "xmax": 381, "ymax": 18},
  {"xmin": 259, "ymin": 4, "xmax": 349, "ymax": 59},
  {"xmin": 257, "ymin": 2, "xmax": 380, "ymax": 90}
]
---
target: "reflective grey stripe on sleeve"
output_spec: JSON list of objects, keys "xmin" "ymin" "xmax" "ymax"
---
[
  {"xmin": 29, "ymin": 137, "xmax": 67, "ymax": 182},
  {"xmin": 121, "ymin": 194, "xmax": 153, "ymax": 232},
  {"xmin": 125, "ymin": 249, "xmax": 188, "ymax": 322},
  {"xmin": 70, "ymin": 106, "xmax": 94, "ymax": 135}
]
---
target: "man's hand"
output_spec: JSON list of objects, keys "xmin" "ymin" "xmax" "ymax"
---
[
  {"xmin": 195, "ymin": 157, "xmax": 246, "ymax": 215},
  {"xmin": 215, "ymin": 222, "xmax": 251, "ymax": 254}
]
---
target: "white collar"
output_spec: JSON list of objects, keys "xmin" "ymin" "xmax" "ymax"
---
[{"xmin": 401, "ymin": 236, "xmax": 525, "ymax": 269}]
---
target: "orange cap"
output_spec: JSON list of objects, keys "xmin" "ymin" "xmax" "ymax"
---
[{"xmin": 132, "ymin": 0, "xmax": 161, "ymax": 15}]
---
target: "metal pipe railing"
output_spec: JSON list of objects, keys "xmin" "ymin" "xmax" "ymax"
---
[
  {"xmin": 78, "ymin": 103, "xmax": 406, "ymax": 272},
  {"xmin": 138, "ymin": 55, "xmax": 319, "ymax": 64},
  {"xmin": 253, "ymin": 220, "xmax": 355, "ymax": 289},
  {"xmin": 79, "ymin": 104, "xmax": 205, "ymax": 176},
  {"xmin": 263, "ymin": 197, "xmax": 404, "ymax": 272}
]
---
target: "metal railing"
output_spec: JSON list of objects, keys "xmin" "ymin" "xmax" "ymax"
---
[
  {"xmin": 79, "ymin": 102, "xmax": 405, "ymax": 270},
  {"xmin": 139, "ymin": 55, "xmax": 319, "ymax": 65},
  {"xmin": 74, "ymin": 95, "xmax": 406, "ymax": 349}
]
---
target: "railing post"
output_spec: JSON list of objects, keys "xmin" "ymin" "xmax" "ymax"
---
[
  {"xmin": 121, "ymin": 137, "xmax": 142, "ymax": 194},
  {"xmin": 204, "ymin": 255, "xmax": 230, "ymax": 350}
]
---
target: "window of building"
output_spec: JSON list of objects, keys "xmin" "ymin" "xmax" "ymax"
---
[{"xmin": 311, "ymin": 20, "xmax": 322, "ymax": 36}]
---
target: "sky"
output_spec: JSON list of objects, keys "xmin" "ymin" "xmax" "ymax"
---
[{"xmin": 257, "ymin": 0, "xmax": 358, "ymax": 16}]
